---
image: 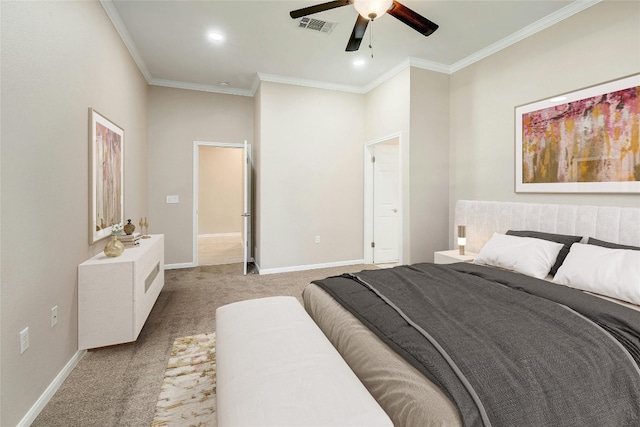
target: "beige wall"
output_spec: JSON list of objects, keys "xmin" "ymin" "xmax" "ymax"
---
[
  {"xmin": 252, "ymin": 87, "xmax": 263, "ymax": 262},
  {"xmin": 198, "ymin": 147, "xmax": 243, "ymax": 235},
  {"xmin": 0, "ymin": 1, "xmax": 148, "ymax": 425},
  {"xmin": 450, "ymin": 0, "xmax": 640, "ymax": 233},
  {"xmin": 147, "ymin": 87, "xmax": 253, "ymax": 265},
  {"xmin": 365, "ymin": 69, "xmax": 411, "ymax": 261},
  {"xmin": 364, "ymin": 67, "xmax": 451, "ymax": 263},
  {"xmin": 255, "ymin": 82, "xmax": 365, "ymax": 270},
  {"xmin": 409, "ymin": 68, "xmax": 450, "ymax": 262}
]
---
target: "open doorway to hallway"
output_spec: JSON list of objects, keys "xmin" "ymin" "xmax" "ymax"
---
[{"xmin": 197, "ymin": 145, "xmax": 244, "ymax": 266}]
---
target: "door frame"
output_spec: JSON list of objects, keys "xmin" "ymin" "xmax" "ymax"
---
[
  {"xmin": 363, "ymin": 133, "xmax": 403, "ymax": 265},
  {"xmin": 192, "ymin": 141, "xmax": 251, "ymax": 267}
]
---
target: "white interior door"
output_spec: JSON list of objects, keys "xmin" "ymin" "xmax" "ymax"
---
[
  {"xmin": 242, "ymin": 140, "xmax": 251, "ymax": 275},
  {"xmin": 373, "ymin": 144, "xmax": 399, "ymax": 264}
]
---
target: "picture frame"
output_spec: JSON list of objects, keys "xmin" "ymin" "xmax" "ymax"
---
[
  {"xmin": 89, "ymin": 108, "xmax": 124, "ymax": 243},
  {"xmin": 515, "ymin": 74, "xmax": 639, "ymax": 193}
]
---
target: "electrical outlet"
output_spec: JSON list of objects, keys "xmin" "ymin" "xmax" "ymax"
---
[
  {"xmin": 166, "ymin": 195, "xmax": 179, "ymax": 204},
  {"xmin": 315, "ymin": 235, "xmax": 320, "ymax": 244},
  {"xmin": 51, "ymin": 306, "xmax": 58, "ymax": 327},
  {"xmin": 20, "ymin": 327, "xmax": 29, "ymax": 354}
]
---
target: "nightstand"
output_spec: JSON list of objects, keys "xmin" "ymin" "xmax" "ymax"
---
[{"xmin": 434, "ymin": 250, "xmax": 477, "ymax": 264}]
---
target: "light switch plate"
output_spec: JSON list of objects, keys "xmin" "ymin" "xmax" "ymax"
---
[{"xmin": 166, "ymin": 195, "xmax": 179, "ymax": 204}]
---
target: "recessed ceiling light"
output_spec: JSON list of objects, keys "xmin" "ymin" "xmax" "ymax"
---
[
  {"xmin": 353, "ymin": 59, "xmax": 366, "ymax": 67},
  {"xmin": 207, "ymin": 32, "xmax": 224, "ymax": 41}
]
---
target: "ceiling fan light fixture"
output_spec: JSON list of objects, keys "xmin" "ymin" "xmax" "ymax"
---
[{"xmin": 353, "ymin": 0, "xmax": 393, "ymax": 20}]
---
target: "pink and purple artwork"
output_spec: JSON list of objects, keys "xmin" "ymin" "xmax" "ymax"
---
[
  {"xmin": 521, "ymin": 86, "xmax": 639, "ymax": 185},
  {"xmin": 95, "ymin": 122, "xmax": 123, "ymax": 229},
  {"xmin": 90, "ymin": 108, "xmax": 124, "ymax": 243}
]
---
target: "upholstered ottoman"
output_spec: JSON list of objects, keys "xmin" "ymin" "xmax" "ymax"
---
[{"xmin": 216, "ymin": 296, "xmax": 392, "ymax": 426}]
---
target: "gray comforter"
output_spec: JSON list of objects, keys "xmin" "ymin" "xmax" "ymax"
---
[{"xmin": 313, "ymin": 263, "xmax": 640, "ymax": 427}]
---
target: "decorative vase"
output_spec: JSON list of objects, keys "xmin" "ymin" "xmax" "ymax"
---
[
  {"xmin": 104, "ymin": 235, "xmax": 125, "ymax": 257},
  {"xmin": 123, "ymin": 219, "xmax": 135, "ymax": 235}
]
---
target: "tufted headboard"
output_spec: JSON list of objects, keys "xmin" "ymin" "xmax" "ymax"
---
[{"xmin": 454, "ymin": 200, "xmax": 640, "ymax": 254}]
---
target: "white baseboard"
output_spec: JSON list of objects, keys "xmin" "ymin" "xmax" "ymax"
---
[
  {"xmin": 18, "ymin": 349, "xmax": 86, "ymax": 427},
  {"xmin": 166, "ymin": 258, "xmax": 256, "ymax": 270},
  {"xmin": 165, "ymin": 262, "xmax": 196, "ymax": 270},
  {"xmin": 258, "ymin": 259, "xmax": 364, "ymax": 275}
]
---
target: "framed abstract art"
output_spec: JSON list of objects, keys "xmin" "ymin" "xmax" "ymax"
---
[
  {"xmin": 515, "ymin": 74, "xmax": 639, "ymax": 193},
  {"xmin": 89, "ymin": 108, "xmax": 124, "ymax": 243}
]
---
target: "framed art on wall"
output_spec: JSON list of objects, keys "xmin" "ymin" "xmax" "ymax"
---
[
  {"xmin": 89, "ymin": 108, "xmax": 124, "ymax": 243},
  {"xmin": 515, "ymin": 74, "xmax": 639, "ymax": 193}
]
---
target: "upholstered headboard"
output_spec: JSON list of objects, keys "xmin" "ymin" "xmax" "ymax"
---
[{"xmin": 454, "ymin": 200, "xmax": 640, "ymax": 254}]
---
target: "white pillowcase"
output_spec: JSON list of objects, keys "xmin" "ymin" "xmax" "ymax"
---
[
  {"xmin": 473, "ymin": 233, "xmax": 563, "ymax": 279},
  {"xmin": 553, "ymin": 243, "xmax": 640, "ymax": 306}
]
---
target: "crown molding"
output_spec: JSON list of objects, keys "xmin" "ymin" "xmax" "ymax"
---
[
  {"xmin": 256, "ymin": 73, "xmax": 365, "ymax": 94},
  {"xmin": 359, "ymin": 57, "xmax": 451, "ymax": 93},
  {"xmin": 450, "ymin": 0, "xmax": 601, "ymax": 72},
  {"xmin": 99, "ymin": 0, "xmax": 152, "ymax": 82},
  {"xmin": 361, "ymin": 58, "xmax": 411, "ymax": 93},
  {"xmin": 150, "ymin": 79, "xmax": 254, "ymax": 97},
  {"xmin": 408, "ymin": 57, "xmax": 452, "ymax": 75},
  {"xmin": 101, "ymin": 0, "xmax": 601, "ymax": 97},
  {"xmin": 251, "ymin": 76, "xmax": 262, "ymax": 96}
]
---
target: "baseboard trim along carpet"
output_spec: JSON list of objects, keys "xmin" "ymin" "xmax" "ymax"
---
[
  {"xmin": 257, "ymin": 259, "xmax": 365, "ymax": 275},
  {"xmin": 152, "ymin": 333, "xmax": 216, "ymax": 426},
  {"xmin": 18, "ymin": 349, "xmax": 87, "ymax": 427}
]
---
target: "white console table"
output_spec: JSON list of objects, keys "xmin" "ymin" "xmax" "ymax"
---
[{"xmin": 78, "ymin": 234, "xmax": 164, "ymax": 350}]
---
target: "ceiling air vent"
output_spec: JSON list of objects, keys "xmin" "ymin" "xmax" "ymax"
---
[{"xmin": 298, "ymin": 17, "xmax": 337, "ymax": 34}]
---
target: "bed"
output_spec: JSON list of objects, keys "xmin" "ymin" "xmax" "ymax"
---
[{"xmin": 303, "ymin": 200, "xmax": 640, "ymax": 427}]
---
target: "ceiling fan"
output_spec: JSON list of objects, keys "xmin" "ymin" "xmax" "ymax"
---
[{"xmin": 289, "ymin": 0, "xmax": 439, "ymax": 52}]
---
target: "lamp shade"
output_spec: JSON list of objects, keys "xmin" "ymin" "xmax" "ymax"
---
[
  {"xmin": 353, "ymin": 0, "xmax": 393, "ymax": 20},
  {"xmin": 457, "ymin": 225, "xmax": 466, "ymax": 255}
]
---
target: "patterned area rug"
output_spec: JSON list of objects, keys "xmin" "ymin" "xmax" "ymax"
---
[{"xmin": 152, "ymin": 333, "xmax": 217, "ymax": 426}]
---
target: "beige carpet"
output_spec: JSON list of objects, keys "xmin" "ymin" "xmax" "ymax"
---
[
  {"xmin": 152, "ymin": 333, "xmax": 216, "ymax": 427},
  {"xmin": 31, "ymin": 262, "xmax": 372, "ymax": 426}
]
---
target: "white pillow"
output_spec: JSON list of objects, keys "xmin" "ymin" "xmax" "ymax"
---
[
  {"xmin": 553, "ymin": 243, "xmax": 640, "ymax": 305},
  {"xmin": 473, "ymin": 233, "xmax": 563, "ymax": 279}
]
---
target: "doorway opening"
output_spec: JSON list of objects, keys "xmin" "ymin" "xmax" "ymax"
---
[
  {"xmin": 364, "ymin": 135, "xmax": 402, "ymax": 266},
  {"xmin": 193, "ymin": 141, "xmax": 252, "ymax": 273}
]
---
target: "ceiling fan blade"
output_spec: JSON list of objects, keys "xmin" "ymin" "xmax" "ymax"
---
[
  {"xmin": 345, "ymin": 15, "xmax": 369, "ymax": 52},
  {"xmin": 290, "ymin": 0, "xmax": 351, "ymax": 19},
  {"xmin": 387, "ymin": 0, "xmax": 438, "ymax": 37}
]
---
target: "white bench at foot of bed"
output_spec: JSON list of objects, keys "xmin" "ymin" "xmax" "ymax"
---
[{"xmin": 216, "ymin": 296, "xmax": 392, "ymax": 427}]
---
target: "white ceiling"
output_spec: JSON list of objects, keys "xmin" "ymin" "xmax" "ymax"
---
[{"xmin": 103, "ymin": 0, "xmax": 599, "ymax": 96}]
